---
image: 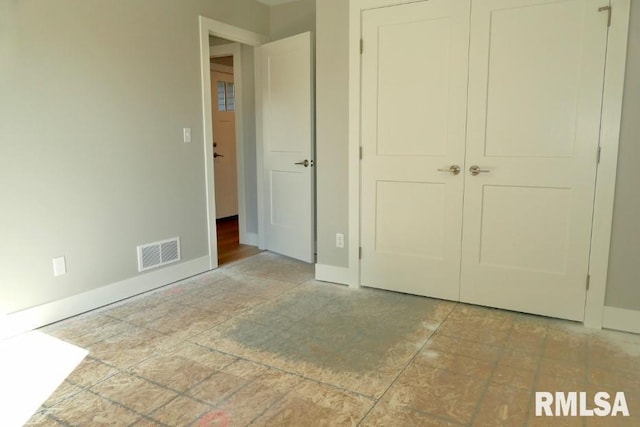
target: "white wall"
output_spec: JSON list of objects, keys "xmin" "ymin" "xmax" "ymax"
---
[
  {"xmin": 0, "ymin": 0, "xmax": 269, "ymax": 314},
  {"xmin": 605, "ymin": 2, "xmax": 640, "ymax": 312}
]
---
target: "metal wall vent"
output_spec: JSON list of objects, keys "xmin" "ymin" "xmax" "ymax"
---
[{"xmin": 137, "ymin": 237, "xmax": 181, "ymax": 272}]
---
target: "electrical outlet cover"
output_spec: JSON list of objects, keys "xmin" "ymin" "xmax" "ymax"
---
[{"xmin": 52, "ymin": 257, "xmax": 67, "ymax": 276}]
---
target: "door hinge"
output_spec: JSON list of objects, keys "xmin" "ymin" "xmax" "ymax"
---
[
  {"xmin": 359, "ymin": 246, "xmax": 362, "ymax": 259},
  {"xmin": 360, "ymin": 39, "xmax": 364, "ymax": 54},
  {"xmin": 598, "ymin": 5, "xmax": 612, "ymax": 27},
  {"xmin": 586, "ymin": 274, "xmax": 591, "ymax": 291},
  {"xmin": 359, "ymin": 146, "xmax": 363, "ymax": 159},
  {"xmin": 597, "ymin": 146, "xmax": 602, "ymax": 164}
]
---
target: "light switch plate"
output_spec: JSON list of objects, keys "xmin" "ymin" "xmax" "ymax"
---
[{"xmin": 183, "ymin": 128, "xmax": 192, "ymax": 143}]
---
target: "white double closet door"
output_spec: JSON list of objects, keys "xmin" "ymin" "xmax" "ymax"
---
[{"xmin": 360, "ymin": 0, "xmax": 609, "ymax": 321}]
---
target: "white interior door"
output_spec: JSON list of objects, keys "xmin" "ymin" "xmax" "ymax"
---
[
  {"xmin": 259, "ymin": 32, "xmax": 314, "ymax": 263},
  {"xmin": 460, "ymin": 0, "xmax": 609, "ymax": 320},
  {"xmin": 211, "ymin": 70, "xmax": 239, "ymax": 219},
  {"xmin": 360, "ymin": 0, "xmax": 470, "ymax": 300}
]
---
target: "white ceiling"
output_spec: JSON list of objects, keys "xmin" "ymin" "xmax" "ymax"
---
[{"xmin": 255, "ymin": 0, "xmax": 298, "ymax": 5}]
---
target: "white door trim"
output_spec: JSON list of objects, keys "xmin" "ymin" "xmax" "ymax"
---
[
  {"xmin": 584, "ymin": 0, "xmax": 631, "ymax": 328},
  {"xmin": 347, "ymin": 0, "xmax": 631, "ymax": 327},
  {"xmin": 209, "ymin": 42, "xmax": 253, "ymax": 246},
  {"xmin": 199, "ymin": 17, "xmax": 268, "ymax": 269},
  {"xmin": 254, "ymin": 47, "xmax": 266, "ymax": 250},
  {"xmin": 346, "ymin": 0, "xmax": 419, "ymax": 289},
  {"xmin": 602, "ymin": 306, "xmax": 640, "ymax": 334}
]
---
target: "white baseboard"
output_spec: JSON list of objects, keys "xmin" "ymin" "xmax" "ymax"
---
[
  {"xmin": 315, "ymin": 263, "xmax": 359, "ymax": 288},
  {"xmin": 602, "ymin": 306, "xmax": 640, "ymax": 334},
  {"xmin": 240, "ymin": 232, "xmax": 259, "ymax": 247},
  {"xmin": 0, "ymin": 256, "xmax": 210, "ymax": 341}
]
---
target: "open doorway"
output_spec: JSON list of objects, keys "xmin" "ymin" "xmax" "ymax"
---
[
  {"xmin": 200, "ymin": 17, "xmax": 315, "ymax": 270},
  {"xmin": 209, "ymin": 40, "xmax": 262, "ymax": 266},
  {"xmin": 199, "ymin": 18, "xmax": 269, "ymax": 270}
]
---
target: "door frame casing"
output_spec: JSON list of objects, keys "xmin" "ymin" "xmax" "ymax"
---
[
  {"xmin": 346, "ymin": 0, "xmax": 631, "ymax": 328},
  {"xmin": 199, "ymin": 17, "xmax": 268, "ymax": 269},
  {"xmin": 583, "ymin": 0, "xmax": 631, "ymax": 328}
]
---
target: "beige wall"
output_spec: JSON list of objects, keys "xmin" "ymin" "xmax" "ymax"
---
[
  {"xmin": 605, "ymin": 2, "xmax": 640, "ymax": 312},
  {"xmin": 316, "ymin": 0, "xmax": 350, "ymax": 267},
  {"xmin": 270, "ymin": 0, "xmax": 316, "ymax": 40},
  {"xmin": 0, "ymin": 0, "xmax": 269, "ymax": 313}
]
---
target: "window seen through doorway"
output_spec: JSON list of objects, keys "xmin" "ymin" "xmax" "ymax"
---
[{"xmin": 217, "ymin": 81, "xmax": 235, "ymax": 112}]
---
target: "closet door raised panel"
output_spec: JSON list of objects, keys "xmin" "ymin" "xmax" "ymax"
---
[
  {"xmin": 461, "ymin": 0, "xmax": 609, "ymax": 320},
  {"xmin": 360, "ymin": 0, "xmax": 470, "ymax": 300}
]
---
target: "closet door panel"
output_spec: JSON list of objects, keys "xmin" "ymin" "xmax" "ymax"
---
[
  {"xmin": 360, "ymin": 0, "xmax": 470, "ymax": 300},
  {"xmin": 461, "ymin": 0, "xmax": 609, "ymax": 320}
]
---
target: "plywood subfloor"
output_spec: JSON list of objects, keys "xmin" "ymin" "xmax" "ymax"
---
[{"xmin": 33, "ymin": 252, "xmax": 640, "ymax": 426}]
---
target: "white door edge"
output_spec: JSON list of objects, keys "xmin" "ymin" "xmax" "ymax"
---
[{"xmin": 255, "ymin": 46, "xmax": 266, "ymax": 250}]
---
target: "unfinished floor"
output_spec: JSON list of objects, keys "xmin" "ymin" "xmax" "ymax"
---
[{"xmin": 29, "ymin": 252, "xmax": 640, "ymax": 426}]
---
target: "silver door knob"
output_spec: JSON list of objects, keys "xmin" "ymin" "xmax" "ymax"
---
[
  {"xmin": 437, "ymin": 165, "xmax": 461, "ymax": 175},
  {"xmin": 295, "ymin": 159, "xmax": 310, "ymax": 167},
  {"xmin": 469, "ymin": 165, "xmax": 490, "ymax": 176}
]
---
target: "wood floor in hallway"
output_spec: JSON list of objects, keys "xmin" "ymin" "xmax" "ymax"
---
[{"xmin": 216, "ymin": 216, "xmax": 262, "ymax": 266}]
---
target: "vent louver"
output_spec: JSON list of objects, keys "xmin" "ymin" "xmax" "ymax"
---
[{"xmin": 137, "ymin": 237, "xmax": 181, "ymax": 272}]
